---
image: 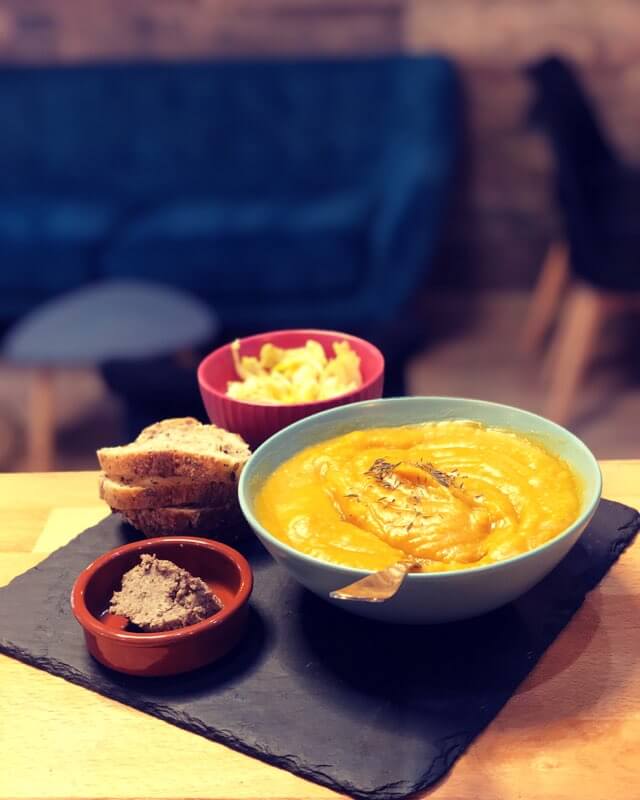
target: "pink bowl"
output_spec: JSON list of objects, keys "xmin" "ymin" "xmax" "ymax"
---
[{"xmin": 197, "ymin": 329, "xmax": 385, "ymax": 449}]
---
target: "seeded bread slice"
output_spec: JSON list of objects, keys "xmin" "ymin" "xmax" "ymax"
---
[
  {"xmin": 117, "ymin": 504, "xmax": 246, "ymax": 540},
  {"xmin": 99, "ymin": 473, "xmax": 234, "ymax": 511},
  {"xmin": 97, "ymin": 418, "xmax": 250, "ymax": 483}
]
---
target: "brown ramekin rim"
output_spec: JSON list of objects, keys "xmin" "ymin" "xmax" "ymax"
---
[{"xmin": 70, "ymin": 535, "xmax": 253, "ymax": 646}]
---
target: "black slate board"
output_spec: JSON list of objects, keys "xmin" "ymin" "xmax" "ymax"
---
[{"xmin": 1, "ymin": 500, "xmax": 638, "ymax": 800}]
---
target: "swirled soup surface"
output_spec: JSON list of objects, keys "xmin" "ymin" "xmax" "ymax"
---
[{"xmin": 255, "ymin": 421, "xmax": 582, "ymax": 572}]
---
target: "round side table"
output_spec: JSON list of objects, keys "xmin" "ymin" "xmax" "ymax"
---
[{"xmin": 3, "ymin": 280, "xmax": 217, "ymax": 470}]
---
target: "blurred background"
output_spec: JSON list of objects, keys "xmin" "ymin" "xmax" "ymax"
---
[{"xmin": 1, "ymin": 0, "xmax": 639, "ymax": 471}]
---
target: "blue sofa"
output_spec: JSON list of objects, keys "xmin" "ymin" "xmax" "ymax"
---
[{"xmin": 0, "ymin": 56, "xmax": 460, "ymax": 336}]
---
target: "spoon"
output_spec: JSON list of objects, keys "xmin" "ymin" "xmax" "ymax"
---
[{"xmin": 329, "ymin": 559, "xmax": 419, "ymax": 603}]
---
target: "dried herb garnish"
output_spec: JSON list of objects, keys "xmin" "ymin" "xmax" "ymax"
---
[
  {"xmin": 344, "ymin": 493, "xmax": 359, "ymax": 499},
  {"xmin": 365, "ymin": 458, "xmax": 401, "ymax": 480},
  {"xmin": 364, "ymin": 458, "xmax": 401, "ymax": 490},
  {"xmin": 406, "ymin": 510, "xmax": 426, "ymax": 532},
  {"xmin": 365, "ymin": 457, "xmax": 462, "ymax": 493},
  {"xmin": 415, "ymin": 461, "xmax": 456, "ymax": 488}
]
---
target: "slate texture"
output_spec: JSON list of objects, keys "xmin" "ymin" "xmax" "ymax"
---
[{"xmin": 1, "ymin": 501, "xmax": 638, "ymax": 800}]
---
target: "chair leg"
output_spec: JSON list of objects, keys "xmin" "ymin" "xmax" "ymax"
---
[
  {"xmin": 544, "ymin": 283, "xmax": 605, "ymax": 425},
  {"xmin": 26, "ymin": 368, "xmax": 55, "ymax": 472},
  {"xmin": 520, "ymin": 240, "xmax": 570, "ymax": 354}
]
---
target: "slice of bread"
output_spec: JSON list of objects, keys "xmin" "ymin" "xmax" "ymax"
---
[
  {"xmin": 99, "ymin": 474, "xmax": 233, "ymax": 511},
  {"xmin": 118, "ymin": 504, "xmax": 245, "ymax": 539},
  {"xmin": 97, "ymin": 418, "xmax": 250, "ymax": 483}
]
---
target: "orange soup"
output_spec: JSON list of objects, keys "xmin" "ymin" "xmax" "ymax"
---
[{"xmin": 255, "ymin": 421, "xmax": 582, "ymax": 573}]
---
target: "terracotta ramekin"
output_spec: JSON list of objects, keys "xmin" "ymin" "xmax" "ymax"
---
[{"xmin": 71, "ymin": 536, "xmax": 253, "ymax": 677}]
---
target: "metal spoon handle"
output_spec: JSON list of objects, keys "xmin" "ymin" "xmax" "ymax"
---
[{"xmin": 329, "ymin": 559, "xmax": 416, "ymax": 603}]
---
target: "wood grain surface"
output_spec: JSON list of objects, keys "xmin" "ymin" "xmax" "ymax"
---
[{"xmin": 1, "ymin": 465, "xmax": 638, "ymax": 799}]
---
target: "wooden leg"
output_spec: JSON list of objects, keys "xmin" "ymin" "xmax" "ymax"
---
[
  {"xmin": 544, "ymin": 284, "xmax": 605, "ymax": 425},
  {"xmin": 26, "ymin": 369, "xmax": 55, "ymax": 472},
  {"xmin": 521, "ymin": 241, "xmax": 570, "ymax": 354}
]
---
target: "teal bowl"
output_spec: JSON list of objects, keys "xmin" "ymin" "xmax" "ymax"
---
[{"xmin": 238, "ymin": 397, "xmax": 602, "ymax": 624}]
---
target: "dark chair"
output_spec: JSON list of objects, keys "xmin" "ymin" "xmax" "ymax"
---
[{"xmin": 520, "ymin": 55, "xmax": 640, "ymax": 423}]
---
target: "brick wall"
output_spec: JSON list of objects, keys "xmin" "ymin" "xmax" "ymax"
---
[{"xmin": 0, "ymin": 0, "xmax": 638, "ymax": 288}]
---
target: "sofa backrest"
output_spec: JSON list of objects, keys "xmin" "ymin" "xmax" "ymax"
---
[{"xmin": 0, "ymin": 57, "xmax": 457, "ymax": 203}]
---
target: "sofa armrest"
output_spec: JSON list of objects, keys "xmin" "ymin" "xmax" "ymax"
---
[
  {"xmin": 362, "ymin": 144, "xmax": 458, "ymax": 324},
  {"xmin": 362, "ymin": 59, "xmax": 461, "ymax": 323}
]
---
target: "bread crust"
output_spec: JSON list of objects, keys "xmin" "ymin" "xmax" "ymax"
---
[
  {"xmin": 99, "ymin": 474, "xmax": 235, "ymax": 511},
  {"xmin": 97, "ymin": 418, "xmax": 251, "ymax": 540},
  {"xmin": 97, "ymin": 418, "xmax": 250, "ymax": 483},
  {"xmin": 117, "ymin": 504, "xmax": 246, "ymax": 540}
]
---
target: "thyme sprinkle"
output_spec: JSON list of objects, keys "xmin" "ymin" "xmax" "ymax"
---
[
  {"xmin": 415, "ymin": 461, "xmax": 456, "ymax": 488},
  {"xmin": 365, "ymin": 458, "xmax": 401, "ymax": 482},
  {"xmin": 407, "ymin": 511, "xmax": 423, "ymax": 531}
]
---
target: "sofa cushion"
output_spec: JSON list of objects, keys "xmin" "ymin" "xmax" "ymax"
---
[
  {"xmin": 0, "ymin": 195, "xmax": 119, "ymax": 297},
  {"xmin": 103, "ymin": 195, "xmax": 370, "ymax": 311}
]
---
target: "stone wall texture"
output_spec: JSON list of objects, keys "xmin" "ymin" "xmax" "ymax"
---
[{"xmin": 0, "ymin": 0, "xmax": 638, "ymax": 288}]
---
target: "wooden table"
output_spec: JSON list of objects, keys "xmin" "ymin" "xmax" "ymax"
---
[{"xmin": 1, "ymin": 466, "xmax": 639, "ymax": 799}]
